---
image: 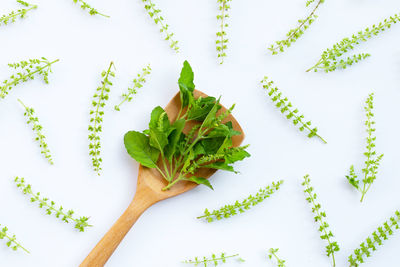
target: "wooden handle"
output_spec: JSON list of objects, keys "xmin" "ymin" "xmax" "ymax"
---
[{"xmin": 80, "ymin": 193, "xmax": 154, "ymax": 267}]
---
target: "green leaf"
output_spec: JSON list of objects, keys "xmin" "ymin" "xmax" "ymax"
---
[
  {"xmin": 149, "ymin": 106, "xmax": 171, "ymax": 132},
  {"xmin": 187, "ymin": 96, "xmax": 216, "ymax": 121},
  {"xmin": 148, "ymin": 106, "xmax": 172, "ymax": 152},
  {"xmin": 200, "ymin": 97, "xmax": 221, "ymax": 129},
  {"xmin": 201, "ymin": 137, "xmax": 226, "ymax": 155},
  {"xmin": 206, "ymin": 122, "xmax": 241, "ymax": 139},
  {"xmin": 149, "ymin": 128, "xmax": 169, "ymax": 152},
  {"xmin": 216, "ymin": 137, "xmax": 233, "ymax": 154},
  {"xmin": 178, "ymin": 61, "xmax": 195, "ymax": 108},
  {"xmin": 193, "ymin": 142, "xmax": 206, "ymax": 157},
  {"xmin": 124, "ymin": 131, "xmax": 160, "ymax": 168},
  {"xmin": 165, "ymin": 119, "xmax": 185, "ymax": 161},
  {"xmin": 224, "ymin": 146, "xmax": 251, "ymax": 164},
  {"xmin": 203, "ymin": 162, "xmax": 236, "ymax": 173},
  {"xmin": 186, "ymin": 176, "xmax": 213, "ymax": 190}
]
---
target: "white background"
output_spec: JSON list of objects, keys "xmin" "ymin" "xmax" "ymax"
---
[{"xmin": 0, "ymin": 0, "xmax": 400, "ymax": 266}]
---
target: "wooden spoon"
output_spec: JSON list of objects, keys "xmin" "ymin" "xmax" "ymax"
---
[{"xmin": 80, "ymin": 90, "xmax": 245, "ymax": 266}]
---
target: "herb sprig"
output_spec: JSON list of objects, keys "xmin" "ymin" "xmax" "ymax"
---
[
  {"xmin": 114, "ymin": 64, "xmax": 151, "ymax": 111},
  {"xmin": 0, "ymin": 57, "xmax": 59, "ymax": 99},
  {"xmin": 0, "ymin": 224, "xmax": 29, "ymax": 253},
  {"xmin": 18, "ymin": 99, "xmax": 54, "ymax": 165},
  {"xmin": 142, "ymin": 0, "xmax": 179, "ymax": 52},
  {"xmin": 183, "ymin": 253, "xmax": 244, "ymax": 266},
  {"xmin": 302, "ymin": 174, "xmax": 340, "ymax": 267},
  {"xmin": 72, "ymin": 0, "xmax": 109, "ymax": 18},
  {"xmin": 197, "ymin": 180, "xmax": 283, "ymax": 222},
  {"xmin": 268, "ymin": 0, "xmax": 325, "ymax": 55},
  {"xmin": 89, "ymin": 61, "xmax": 115, "ymax": 175},
  {"xmin": 0, "ymin": 0, "xmax": 37, "ymax": 27},
  {"xmin": 261, "ymin": 77, "xmax": 326, "ymax": 143},
  {"xmin": 307, "ymin": 13, "xmax": 400, "ymax": 72},
  {"xmin": 346, "ymin": 93, "xmax": 383, "ymax": 202},
  {"xmin": 348, "ymin": 210, "xmax": 400, "ymax": 266},
  {"xmin": 124, "ymin": 61, "xmax": 250, "ymax": 191},
  {"xmin": 268, "ymin": 248, "xmax": 286, "ymax": 267},
  {"xmin": 15, "ymin": 177, "xmax": 92, "ymax": 232},
  {"xmin": 216, "ymin": 0, "xmax": 231, "ymax": 64}
]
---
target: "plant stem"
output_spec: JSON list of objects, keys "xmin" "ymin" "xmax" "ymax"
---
[
  {"xmin": 3, "ymin": 232, "xmax": 30, "ymax": 253},
  {"xmin": 287, "ymin": 0, "xmax": 323, "ymax": 43},
  {"xmin": 162, "ymin": 173, "xmax": 184, "ymax": 190},
  {"xmin": 304, "ymin": 182, "xmax": 336, "ymax": 267},
  {"xmin": 306, "ymin": 58, "xmax": 323, "ymax": 72},
  {"xmin": 218, "ymin": 0, "xmax": 227, "ymax": 64},
  {"xmin": 91, "ymin": 61, "xmax": 113, "ymax": 175},
  {"xmin": 1, "ymin": 59, "xmax": 59, "ymax": 95}
]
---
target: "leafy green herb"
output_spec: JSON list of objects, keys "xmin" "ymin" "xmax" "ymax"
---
[
  {"xmin": 302, "ymin": 174, "xmax": 340, "ymax": 267},
  {"xmin": 348, "ymin": 210, "xmax": 400, "ymax": 266},
  {"xmin": 183, "ymin": 253, "xmax": 245, "ymax": 266},
  {"xmin": 72, "ymin": 0, "xmax": 109, "ymax": 18},
  {"xmin": 0, "ymin": 0, "xmax": 37, "ymax": 27},
  {"xmin": 14, "ymin": 177, "xmax": 92, "ymax": 232},
  {"xmin": 0, "ymin": 224, "xmax": 29, "ymax": 253},
  {"xmin": 261, "ymin": 77, "xmax": 326, "ymax": 143},
  {"xmin": 197, "ymin": 180, "xmax": 283, "ymax": 222},
  {"xmin": 0, "ymin": 57, "xmax": 59, "ymax": 99},
  {"xmin": 307, "ymin": 13, "xmax": 400, "ymax": 72},
  {"xmin": 346, "ymin": 93, "xmax": 383, "ymax": 202},
  {"xmin": 18, "ymin": 99, "xmax": 53, "ymax": 165},
  {"xmin": 89, "ymin": 62, "xmax": 115, "ymax": 175},
  {"xmin": 124, "ymin": 60, "xmax": 250, "ymax": 191},
  {"xmin": 268, "ymin": 0, "xmax": 325, "ymax": 55},
  {"xmin": 114, "ymin": 64, "xmax": 151, "ymax": 111},
  {"xmin": 216, "ymin": 0, "xmax": 231, "ymax": 64},
  {"xmin": 268, "ymin": 248, "xmax": 286, "ymax": 267},
  {"xmin": 142, "ymin": 0, "xmax": 179, "ymax": 52}
]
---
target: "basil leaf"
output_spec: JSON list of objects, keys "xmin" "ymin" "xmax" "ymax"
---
[
  {"xmin": 203, "ymin": 162, "xmax": 237, "ymax": 173},
  {"xmin": 149, "ymin": 128, "xmax": 169, "ymax": 152},
  {"xmin": 149, "ymin": 106, "xmax": 171, "ymax": 133},
  {"xmin": 206, "ymin": 123, "xmax": 241, "ymax": 139},
  {"xmin": 124, "ymin": 131, "xmax": 160, "ymax": 168},
  {"xmin": 201, "ymin": 97, "xmax": 221, "ymax": 129},
  {"xmin": 186, "ymin": 176, "xmax": 213, "ymax": 190},
  {"xmin": 225, "ymin": 146, "xmax": 251, "ymax": 164},
  {"xmin": 201, "ymin": 137, "xmax": 226, "ymax": 155},
  {"xmin": 187, "ymin": 96, "xmax": 216, "ymax": 121},
  {"xmin": 178, "ymin": 61, "xmax": 195, "ymax": 108},
  {"xmin": 165, "ymin": 119, "xmax": 185, "ymax": 161}
]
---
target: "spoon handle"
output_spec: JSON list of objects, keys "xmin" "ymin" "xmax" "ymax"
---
[{"xmin": 80, "ymin": 192, "xmax": 154, "ymax": 267}]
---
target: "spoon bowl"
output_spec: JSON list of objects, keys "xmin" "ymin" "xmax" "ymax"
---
[{"xmin": 80, "ymin": 90, "xmax": 245, "ymax": 266}]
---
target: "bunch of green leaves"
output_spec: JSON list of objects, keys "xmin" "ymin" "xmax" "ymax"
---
[
  {"xmin": 14, "ymin": 177, "xmax": 92, "ymax": 232},
  {"xmin": 268, "ymin": 248, "xmax": 286, "ymax": 267},
  {"xmin": 18, "ymin": 99, "xmax": 54, "ymax": 165},
  {"xmin": 72, "ymin": 0, "xmax": 109, "ymax": 18},
  {"xmin": 197, "ymin": 180, "xmax": 283, "ymax": 222},
  {"xmin": 216, "ymin": 0, "xmax": 231, "ymax": 64},
  {"xmin": 183, "ymin": 253, "xmax": 244, "ymax": 266},
  {"xmin": 346, "ymin": 93, "xmax": 383, "ymax": 202},
  {"xmin": 268, "ymin": 0, "xmax": 325, "ymax": 55},
  {"xmin": 124, "ymin": 60, "xmax": 250, "ymax": 191},
  {"xmin": 0, "ymin": 0, "xmax": 37, "ymax": 27},
  {"xmin": 302, "ymin": 174, "xmax": 340, "ymax": 267},
  {"xmin": 0, "ymin": 224, "xmax": 29, "ymax": 253},
  {"xmin": 114, "ymin": 64, "xmax": 151, "ymax": 111},
  {"xmin": 142, "ymin": 0, "xmax": 179, "ymax": 52},
  {"xmin": 0, "ymin": 57, "xmax": 59, "ymax": 99},
  {"xmin": 348, "ymin": 210, "xmax": 400, "ymax": 266},
  {"xmin": 89, "ymin": 62, "xmax": 115, "ymax": 175},
  {"xmin": 261, "ymin": 77, "xmax": 326, "ymax": 143},
  {"xmin": 307, "ymin": 13, "xmax": 400, "ymax": 72}
]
